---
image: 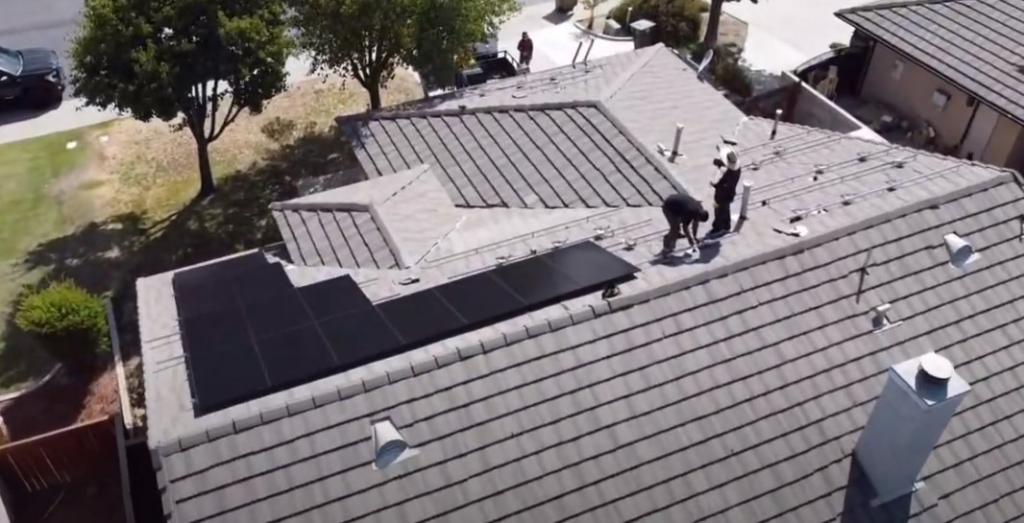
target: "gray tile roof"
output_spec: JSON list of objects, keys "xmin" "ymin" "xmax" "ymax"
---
[
  {"xmin": 344, "ymin": 101, "xmax": 683, "ymax": 208},
  {"xmin": 150, "ymin": 171, "xmax": 1024, "ymax": 522},
  {"xmin": 138, "ymin": 41, "xmax": 1024, "ymax": 523},
  {"xmin": 271, "ymin": 208, "xmax": 399, "ymax": 269},
  {"xmin": 837, "ymin": 0, "xmax": 1024, "ymax": 125}
]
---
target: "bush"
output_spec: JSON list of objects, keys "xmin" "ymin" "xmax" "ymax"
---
[
  {"xmin": 690, "ymin": 42, "xmax": 753, "ymax": 99},
  {"xmin": 260, "ymin": 116, "xmax": 298, "ymax": 145},
  {"xmin": 15, "ymin": 280, "xmax": 110, "ymax": 365},
  {"xmin": 610, "ymin": 0, "xmax": 708, "ymax": 48}
]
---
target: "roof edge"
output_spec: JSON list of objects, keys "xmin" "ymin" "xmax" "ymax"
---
[{"xmin": 836, "ymin": 0, "xmax": 963, "ymax": 15}]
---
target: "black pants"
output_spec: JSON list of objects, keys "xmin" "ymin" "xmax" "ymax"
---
[
  {"xmin": 711, "ymin": 199, "xmax": 733, "ymax": 233},
  {"xmin": 662, "ymin": 209, "xmax": 684, "ymax": 251}
]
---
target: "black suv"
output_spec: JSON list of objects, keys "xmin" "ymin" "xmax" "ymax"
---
[{"xmin": 0, "ymin": 45, "xmax": 65, "ymax": 108}]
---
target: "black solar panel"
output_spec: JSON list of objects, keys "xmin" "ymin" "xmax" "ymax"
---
[
  {"xmin": 377, "ymin": 289, "xmax": 466, "ymax": 346},
  {"xmin": 243, "ymin": 290, "xmax": 310, "ymax": 338},
  {"xmin": 180, "ymin": 308, "xmax": 248, "ymax": 349},
  {"xmin": 491, "ymin": 255, "xmax": 581, "ymax": 305},
  {"xmin": 177, "ymin": 242, "xmax": 637, "ymax": 414},
  {"xmin": 256, "ymin": 324, "xmax": 335, "ymax": 388},
  {"xmin": 319, "ymin": 307, "xmax": 404, "ymax": 367},
  {"xmin": 541, "ymin": 241, "xmax": 640, "ymax": 289},
  {"xmin": 434, "ymin": 271, "xmax": 525, "ymax": 327},
  {"xmin": 298, "ymin": 276, "xmax": 373, "ymax": 320},
  {"xmin": 187, "ymin": 340, "xmax": 267, "ymax": 412}
]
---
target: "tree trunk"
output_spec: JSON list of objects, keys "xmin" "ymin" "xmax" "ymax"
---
[
  {"xmin": 195, "ymin": 138, "xmax": 216, "ymax": 198},
  {"xmin": 367, "ymin": 81, "xmax": 382, "ymax": 111},
  {"xmin": 704, "ymin": 0, "xmax": 725, "ymax": 49}
]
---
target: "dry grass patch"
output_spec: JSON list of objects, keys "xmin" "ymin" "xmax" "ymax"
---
[{"xmin": 91, "ymin": 70, "xmax": 422, "ymax": 221}]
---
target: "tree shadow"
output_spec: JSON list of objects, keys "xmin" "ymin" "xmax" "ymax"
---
[{"xmin": 1, "ymin": 125, "xmax": 365, "ymax": 434}]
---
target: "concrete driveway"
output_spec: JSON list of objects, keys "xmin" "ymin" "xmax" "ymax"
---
[{"xmin": 724, "ymin": 0, "xmax": 874, "ymax": 72}]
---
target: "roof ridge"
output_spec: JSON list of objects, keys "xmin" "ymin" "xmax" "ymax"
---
[
  {"xmin": 157, "ymin": 169, "xmax": 1014, "ymax": 457},
  {"xmin": 336, "ymin": 100, "xmax": 603, "ymax": 125},
  {"xmin": 836, "ymin": 0, "xmax": 967, "ymax": 14},
  {"xmin": 599, "ymin": 43, "xmax": 664, "ymax": 101}
]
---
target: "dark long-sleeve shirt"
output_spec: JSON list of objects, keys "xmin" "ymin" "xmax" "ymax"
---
[{"xmin": 712, "ymin": 168, "xmax": 742, "ymax": 204}]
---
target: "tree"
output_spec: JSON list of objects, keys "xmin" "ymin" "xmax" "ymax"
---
[
  {"xmin": 582, "ymin": 0, "xmax": 607, "ymax": 29},
  {"xmin": 291, "ymin": 0, "xmax": 518, "ymax": 111},
  {"xmin": 71, "ymin": 0, "xmax": 293, "ymax": 198},
  {"xmin": 703, "ymin": 0, "xmax": 756, "ymax": 49}
]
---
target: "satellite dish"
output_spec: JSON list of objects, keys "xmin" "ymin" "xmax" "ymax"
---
[{"xmin": 697, "ymin": 48, "xmax": 714, "ymax": 78}]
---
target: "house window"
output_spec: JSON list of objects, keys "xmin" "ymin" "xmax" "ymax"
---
[
  {"xmin": 931, "ymin": 89, "xmax": 951, "ymax": 110},
  {"xmin": 891, "ymin": 59, "xmax": 904, "ymax": 80}
]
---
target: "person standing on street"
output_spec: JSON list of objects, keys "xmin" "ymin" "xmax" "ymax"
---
[
  {"xmin": 660, "ymin": 192, "xmax": 709, "ymax": 257},
  {"xmin": 517, "ymin": 32, "xmax": 534, "ymax": 67},
  {"xmin": 708, "ymin": 145, "xmax": 742, "ymax": 238}
]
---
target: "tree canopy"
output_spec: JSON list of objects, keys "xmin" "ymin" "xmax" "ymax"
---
[
  {"xmin": 291, "ymin": 0, "xmax": 518, "ymax": 110},
  {"xmin": 71, "ymin": 0, "xmax": 293, "ymax": 197}
]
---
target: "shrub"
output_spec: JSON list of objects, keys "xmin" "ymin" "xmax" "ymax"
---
[
  {"xmin": 15, "ymin": 280, "xmax": 110, "ymax": 365},
  {"xmin": 690, "ymin": 42, "xmax": 753, "ymax": 99},
  {"xmin": 610, "ymin": 0, "xmax": 708, "ymax": 48},
  {"xmin": 260, "ymin": 116, "xmax": 298, "ymax": 145}
]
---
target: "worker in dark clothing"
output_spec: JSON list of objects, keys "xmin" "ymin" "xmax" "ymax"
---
[
  {"xmin": 660, "ymin": 193, "xmax": 709, "ymax": 257},
  {"xmin": 709, "ymin": 145, "xmax": 742, "ymax": 237},
  {"xmin": 517, "ymin": 32, "xmax": 534, "ymax": 67}
]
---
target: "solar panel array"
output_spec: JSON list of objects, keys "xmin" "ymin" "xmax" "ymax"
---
[{"xmin": 173, "ymin": 242, "xmax": 639, "ymax": 414}]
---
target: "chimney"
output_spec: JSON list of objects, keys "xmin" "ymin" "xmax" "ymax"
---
[{"xmin": 854, "ymin": 352, "xmax": 970, "ymax": 505}]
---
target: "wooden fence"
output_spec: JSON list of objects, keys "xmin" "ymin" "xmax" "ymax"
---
[{"xmin": 0, "ymin": 415, "xmax": 116, "ymax": 494}]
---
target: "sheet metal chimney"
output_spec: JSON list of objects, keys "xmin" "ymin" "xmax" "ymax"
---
[
  {"xmin": 854, "ymin": 352, "xmax": 970, "ymax": 505},
  {"xmin": 770, "ymin": 108, "xmax": 782, "ymax": 140}
]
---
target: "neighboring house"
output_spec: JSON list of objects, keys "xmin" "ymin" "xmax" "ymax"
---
[
  {"xmin": 836, "ymin": 0, "xmax": 1024, "ymax": 171},
  {"xmin": 137, "ymin": 44, "xmax": 1024, "ymax": 522}
]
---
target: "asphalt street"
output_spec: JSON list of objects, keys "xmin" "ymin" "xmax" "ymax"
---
[{"xmin": 0, "ymin": 0, "xmax": 83, "ymax": 99}]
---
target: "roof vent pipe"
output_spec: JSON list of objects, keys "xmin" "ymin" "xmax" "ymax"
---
[
  {"xmin": 770, "ymin": 108, "xmax": 782, "ymax": 140},
  {"xmin": 372, "ymin": 419, "xmax": 414, "ymax": 469},
  {"xmin": 853, "ymin": 353, "xmax": 970, "ymax": 505},
  {"xmin": 671, "ymin": 124, "xmax": 684, "ymax": 159},
  {"xmin": 870, "ymin": 303, "xmax": 901, "ymax": 332},
  {"xmin": 943, "ymin": 233, "xmax": 981, "ymax": 270},
  {"xmin": 738, "ymin": 181, "xmax": 753, "ymax": 222}
]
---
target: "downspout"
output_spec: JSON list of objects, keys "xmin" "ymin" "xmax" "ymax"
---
[
  {"xmin": 956, "ymin": 102, "xmax": 982, "ymax": 158},
  {"xmin": 854, "ymin": 37, "xmax": 876, "ymax": 96}
]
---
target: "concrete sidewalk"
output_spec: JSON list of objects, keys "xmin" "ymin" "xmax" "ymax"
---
[
  {"xmin": 497, "ymin": 0, "xmax": 632, "ymax": 72},
  {"xmin": 724, "ymin": 0, "xmax": 874, "ymax": 73}
]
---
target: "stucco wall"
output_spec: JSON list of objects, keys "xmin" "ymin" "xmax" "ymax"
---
[
  {"xmin": 983, "ymin": 115, "xmax": 1023, "ymax": 167},
  {"xmin": 861, "ymin": 44, "xmax": 974, "ymax": 149},
  {"xmin": 1005, "ymin": 127, "xmax": 1024, "ymax": 174}
]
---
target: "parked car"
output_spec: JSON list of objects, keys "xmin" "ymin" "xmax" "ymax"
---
[{"xmin": 0, "ymin": 45, "xmax": 65, "ymax": 108}]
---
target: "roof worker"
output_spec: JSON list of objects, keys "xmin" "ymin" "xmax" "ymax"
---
[
  {"xmin": 660, "ymin": 192, "xmax": 709, "ymax": 257},
  {"xmin": 708, "ymin": 144, "xmax": 743, "ymax": 238},
  {"xmin": 517, "ymin": 32, "xmax": 534, "ymax": 67}
]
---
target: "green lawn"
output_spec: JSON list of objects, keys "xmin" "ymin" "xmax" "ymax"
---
[{"xmin": 0, "ymin": 128, "xmax": 95, "ymax": 392}]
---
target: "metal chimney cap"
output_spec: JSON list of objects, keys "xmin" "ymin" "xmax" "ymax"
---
[{"xmin": 919, "ymin": 353, "xmax": 954, "ymax": 382}]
